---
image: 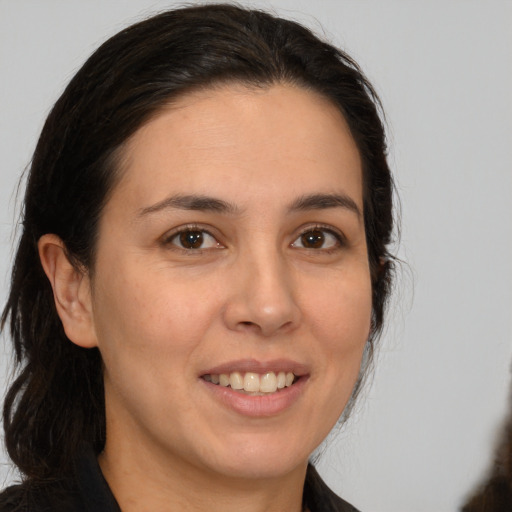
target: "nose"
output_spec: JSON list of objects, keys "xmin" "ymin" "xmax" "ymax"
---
[{"xmin": 223, "ymin": 249, "xmax": 301, "ymax": 337}]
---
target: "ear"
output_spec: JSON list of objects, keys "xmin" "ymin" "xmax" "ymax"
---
[{"xmin": 38, "ymin": 234, "xmax": 98, "ymax": 348}]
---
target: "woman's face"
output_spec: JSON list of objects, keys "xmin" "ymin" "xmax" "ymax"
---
[{"xmin": 86, "ymin": 84, "xmax": 372, "ymax": 480}]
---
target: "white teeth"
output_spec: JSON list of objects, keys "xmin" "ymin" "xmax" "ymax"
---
[
  {"xmin": 243, "ymin": 372, "xmax": 260, "ymax": 392},
  {"xmin": 205, "ymin": 371, "xmax": 297, "ymax": 394},
  {"xmin": 276, "ymin": 371, "xmax": 286, "ymax": 389},
  {"xmin": 229, "ymin": 371, "xmax": 244, "ymax": 390},
  {"xmin": 260, "ymin": 372, "xmax": 277, "ymax": 393}
]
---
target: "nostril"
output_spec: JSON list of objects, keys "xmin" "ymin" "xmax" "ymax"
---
[{"xmin": 237, "ymin": 321, "xmax": 262, "ymax": 334}]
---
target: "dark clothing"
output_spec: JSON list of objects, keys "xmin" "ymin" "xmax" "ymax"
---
[
  {"xmin": 303, "ymin": 465, "xmax": 360, "ymax": 512},
  {"xmin": 0, "ymin": 451, "xmax": 359, "ymax": 512}
]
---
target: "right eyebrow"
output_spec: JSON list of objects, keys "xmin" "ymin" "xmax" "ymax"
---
[
  {"xmin": 137, "ymin": 194, "xmax": 242, "ymax": 217},
  {"xmin": 287, "ymin": 193, "xmax": 362, "ymax": 219}
]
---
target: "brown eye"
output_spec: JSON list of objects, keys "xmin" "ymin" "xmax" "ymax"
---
[
  {"xmin": 291, "ymin": 228, "xmax": 341, "ymax": 250},
  {"xmin": 301, "ymin": 230, "xmax": 325, "ymax": 248},
  {"xmin": 179, "ymin": 230, "xmax": 204, "ymax": 249},
  {"xmin": 169, "ymin": 229, "xmax": 220, "ymax": 250}
]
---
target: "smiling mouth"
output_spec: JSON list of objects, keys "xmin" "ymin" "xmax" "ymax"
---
[{"xmin": 202, "ymin": 371, "xmax": 298, "ymax": 395}]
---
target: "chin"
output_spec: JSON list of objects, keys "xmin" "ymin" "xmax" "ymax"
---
[
  {"xmin": 205, "ymin": 435, "xmax": 313, "ymax": 481},
  {"xmin": 216, "ymin": 459, "xmax": 306, "ymax": 481}
]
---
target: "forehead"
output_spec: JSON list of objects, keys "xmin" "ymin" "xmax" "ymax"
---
[{"xmin": 110, "ymin": 83, "xmax": 363, "ymax": 214}]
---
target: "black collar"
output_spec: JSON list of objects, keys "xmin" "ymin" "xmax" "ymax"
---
[{"xmin": 0, "ymin": 449, "xmax": 359, "ymax": 512}]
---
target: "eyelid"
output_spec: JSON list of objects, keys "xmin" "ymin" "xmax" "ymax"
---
[{"xmin": 295, "ymin": 223, "xmax": 346, "ymax": 242}]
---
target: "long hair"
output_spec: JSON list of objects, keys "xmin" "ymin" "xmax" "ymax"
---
[{"xmin": 2, "ymin": 3, "xmax": 395, "ymax": 481}]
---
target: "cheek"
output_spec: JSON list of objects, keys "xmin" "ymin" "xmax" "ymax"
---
[
  {"xmin": 91, "ymin": 263, "xmax": 220, "ymax": 376},
  {"xmin": 90, "ymin": 266, "xmax": 223, "ymax": 429},
  {"xmin": 292, "ymin": 269, "xmax": 372, "ymax": 447},
  {"xmin": 304, "ymin": 269, "xmax": 372, "ymax": 397},
  {"xmin": 308, "ymin": 270, "xmax": 372, "ymax": 349}
]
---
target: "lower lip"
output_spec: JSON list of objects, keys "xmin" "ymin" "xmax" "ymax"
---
[{"xmin": 201, "ymin": 377, "xmax": 308, "ymax": 417}]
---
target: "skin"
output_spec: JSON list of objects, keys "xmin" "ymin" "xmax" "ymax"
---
[{"xmin": 39, "ymin": 83, "xmax": 372, "ymax": 512}]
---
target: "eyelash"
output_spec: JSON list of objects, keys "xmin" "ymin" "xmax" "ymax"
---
[{"xmin": 162, "ymin": 224, "xmax": 345, "ymax": 253}]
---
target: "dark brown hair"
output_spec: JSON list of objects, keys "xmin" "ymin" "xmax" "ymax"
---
[{"xmin": 2, "ymin": 3, "xmax": 395, "ymax": 481}]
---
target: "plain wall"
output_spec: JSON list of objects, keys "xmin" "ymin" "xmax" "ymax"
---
[{"xmin": 1, "ymin": 1, "xmax": 511, "ymax": 511}]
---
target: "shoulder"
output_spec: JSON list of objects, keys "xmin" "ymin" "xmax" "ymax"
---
[
  {"xmin": 304, "ymin": 464, "xmax": 361, "ymax": 512},
  {"xmin": 0, "ymin": 480, "xmax": 80, "ymax": 512},
  {"xmin": 0, "ymin": 450, "xmax": 119, "ymax": 512}
]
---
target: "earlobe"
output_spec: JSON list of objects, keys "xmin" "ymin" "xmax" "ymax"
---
[{"xmin": 38, "ymin": 234, "xmax": 98, "ymax": 349}]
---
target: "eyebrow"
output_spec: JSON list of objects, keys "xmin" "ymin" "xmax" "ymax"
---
[
  {"xmin": 138, "ymin": 194, "xmax": 241, "ymax": 217},
  {"xmin": 288, "ymin": 193, "xmax": 361, "ymax": 218}
]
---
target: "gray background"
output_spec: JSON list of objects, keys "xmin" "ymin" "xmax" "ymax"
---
[{"xmin": 1, "ymin": 1, "xmax": 511, "ymax": 511}]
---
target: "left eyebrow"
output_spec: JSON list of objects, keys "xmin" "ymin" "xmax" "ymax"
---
[
  {"xmin": 288, "ymin": 193, "xmax": 362, "ymax": 218},
  {"xmin": 137, "ymin": 194, "xmax": 241, "ymax": 217}
]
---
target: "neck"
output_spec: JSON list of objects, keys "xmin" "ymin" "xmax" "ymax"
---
[{"xmin": 98, "ymin": 439, "xmax": 308, "ymax": 512}]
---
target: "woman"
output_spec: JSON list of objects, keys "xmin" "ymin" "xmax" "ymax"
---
[{"xmin": 0, "ymin": 4, "xmax": 394, "ymax": 512}]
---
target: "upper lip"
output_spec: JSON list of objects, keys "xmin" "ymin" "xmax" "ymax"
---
[{"xmin": 200, "ymin": 358, "xmax": 310, "ymax": 377}]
